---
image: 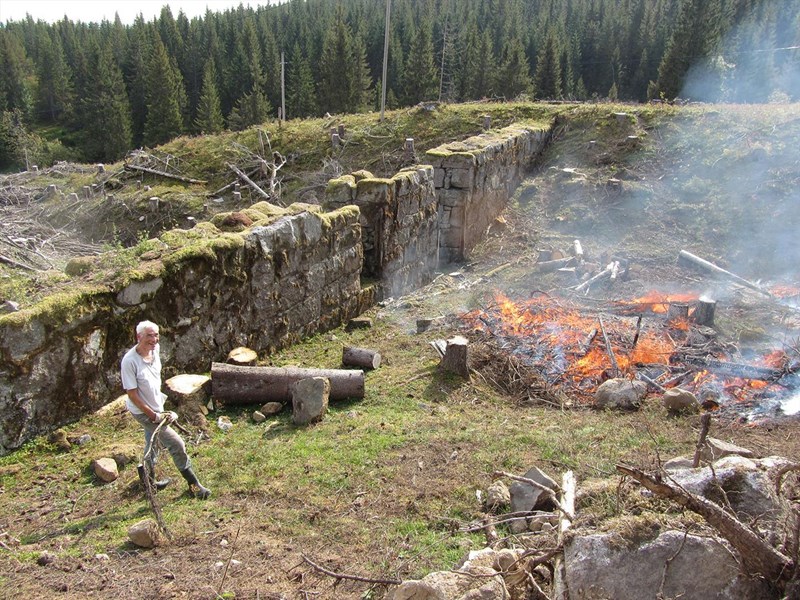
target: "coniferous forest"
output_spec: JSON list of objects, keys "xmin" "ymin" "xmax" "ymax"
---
[{"xmin": 0, "ymin": 0, "xmax": 798, "ymax": 169}]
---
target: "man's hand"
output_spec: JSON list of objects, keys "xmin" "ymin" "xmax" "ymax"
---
[{"xmin": 152, "ymin": 411, "xmax": 179, "ymax": 423}]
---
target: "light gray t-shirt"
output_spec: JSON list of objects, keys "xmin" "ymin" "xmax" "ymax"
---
[{"xmin": 121, "ymin": 344, "xmax": 165, "ymax": 415}]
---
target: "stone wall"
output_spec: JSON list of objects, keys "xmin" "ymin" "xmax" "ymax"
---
[
  {"xmin": 0, "ymin": 203, "xmax": 367, "ymax": 454},
  {"xmin": 427, "ymin": 125, "xmax": 551, "ymax": 263},
  {"xmin": 324, "ymin": 166, "xmax": 439, "ymax": 298}
]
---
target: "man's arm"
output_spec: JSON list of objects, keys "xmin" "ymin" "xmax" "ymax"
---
[{"xmin": 126, "ymin": 388, "xmax": 159, "ymax": 422}]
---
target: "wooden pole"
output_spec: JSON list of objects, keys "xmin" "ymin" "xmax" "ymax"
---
[
  {"xmin": 677, "ymin": 250, "xmax": 773, "ymax": 298},
  {"xmin": 228, "ymin": 163, "xmax": 270, "ymax": 201},
  {"xmin": 280, "ymin": 51, "xmax": 286, "ymax": 123}
]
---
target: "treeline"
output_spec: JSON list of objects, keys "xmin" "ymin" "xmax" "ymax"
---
[{"xmin": 1, "ymin": 0, "xmax": 798, "ymax": 169}]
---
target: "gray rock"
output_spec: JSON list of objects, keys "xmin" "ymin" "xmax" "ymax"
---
[
  {"xmin": 662, "ymin": 388, "xmax": 700, "ymax": 413},
  {"xmin": 252, "ymin": 410, "xmax": 266, "ymax": 423},
  {"xmin": 560, "ymin": 530, "xmax": 773, "ymax": 599},
  {"xmin": 292, "ymin": 377, "xmax": 330, "ymax": 425},
  {"xmin": 485, "ymin": 480, "xmax": 510, "ymax": 511},
  {"xmin": 128, "ymin": 519, "xmax": 160, "ymax": 548},
  {"xmin": 389, "ymin": 566, "xmax": 508, "ymax": 600},
  {"xmin": 700, "ymin": 437, "xmax": 754, "ymax": 463},
  {"xmin": 594, "ymin": 378, "xmax": 647, "ymax": 410},
  {"xmin": 37, "ymin": 551, "xmax": 56, "ymax": 566},
  {"xmin": 509, "ymin": 467, "xmax": 559, "ymax": 531},
  {"xmin": 0, "ymin": 300, "xmax": 19, "ymax": 314},
  {"xmin": 92, "ymin": 457, "xmax": 119, "ymax": 482}
]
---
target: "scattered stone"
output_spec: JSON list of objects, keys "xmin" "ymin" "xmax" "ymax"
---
[
  {"xmin": 217, "ymin": 416, "xmax": 233, "ymax": 432},
  {"xmin": 92, "ymin": 457, "xmax": 119, "ymax": 482},
  {"xmin": 37, "ymin": 551, "xmax": 56, "ymax": 566},
  {"xmin": 662, "ymin": 388, "xmax": 700, "ymax": 413},
  {"xmin": 560, "ymin": 530, "xmax": 772, "ymax": 599},
  {"xmin": 128, "ymin": 519, "xmax": 160, "ymax": 548},
  {"xmin": 699, "ymin": 437, "xmax": 754, "ymax": 463},
  {"xmin": 95, "ymin": 553, "xmax": 110, "ymax": 561},
  {"xmin": 252, "ymin": 410, "xmax": 266, "ymax": 423},
  {"xmin": 509, "ymin": 466, "xmax": 558, "ymax": 533},
  {"xmin": 0, "ymin": 300, "xmax": 20, "ymax": 314},
  {"xmin": 594, "ymin": 378, "xmax": 647, "ymax": 410},
  {"xmin": 48, "ymin": 429, "xmax": 71, "ymax": 451},
  {"xmin": 345, "ymin": 317, "xmax": 373, "ymax": 331},
  {"xmin": 389, "ymin": 566, "xmax": 508, "ymax": 600},
  {"xmin": 485, "ymin": 480, "xmax": 510, "ymax": 511},
  {"xmin": 112, "ymin": 451, "xmax": 136, "ymax": 469},
  {"xmin": 292, "ymin": 377, "xmax": 330, "ymax": 425},
  {"xmin": 260, "ymin": 402, "xmax": 283, "ymax": 415},
  {"xmin": 75, "ymin": 434, "xmax": 92, "ymax": 446}
]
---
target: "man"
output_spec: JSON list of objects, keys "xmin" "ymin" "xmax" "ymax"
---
[{"xmin": 121, "ymin": 320, "xmax": 211, "ymax": 499}]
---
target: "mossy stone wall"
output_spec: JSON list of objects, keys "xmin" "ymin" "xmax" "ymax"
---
[{"xmin": 0, "ymin": 205, "xmax": 364, "ymax": 454}]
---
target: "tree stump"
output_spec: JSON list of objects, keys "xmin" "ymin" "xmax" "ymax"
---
[
  {"xmin": 164, "ymin": 374, "xmax": 211, "ymax": 429},
  {"xmin": 439, "ymin": 336, "xmax": 470, "ymax": 378},
  {"xmin": 342, "ymin": 346, "xmax": 381, "ymax": 370},
  {"xmin": 667, "ymin": 302, "xmax": 689, "ymax": 322},
  {"xmin": 211, "ymin": 363, "xmax": 364, "ymax": 405},
  {"xmin": 693, "ymin": 299, "xmax": 716, "ymax": 326},
  {"xmin": 227, "ymin": 346, "xmax": 258, "ymax": 366}
]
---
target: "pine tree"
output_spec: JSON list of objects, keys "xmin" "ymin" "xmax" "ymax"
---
[
  {"xmin": 194, "ymin": 58, "xmax": 224, "ymax": 133},
  {"xmin": 79, "ymin": 42, "xmax": 132, "ymax": 161},
  {"xmin": 318, "ymin": 7, "xmax": 356, "ymax": 114},
  {"xmin": 143, "ymin": 36, "xmax": 185, "ymax": 146},
  {"xmin": 350, "ymin": 33, "xmax": 373, "ymax": 111},
  {"xmin": 124, "ymin": 15, "xmax": 150, "ymax": 146},
  {"xmin": 0, "ymin": 29, "xmax": 33, "ymax": 118}
]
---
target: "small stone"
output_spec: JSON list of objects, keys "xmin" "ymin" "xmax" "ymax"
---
[
  {"xmin": 217, "ymin": 416, "xmax": 233, "ymax": 432},
  {"xmin": 48, "ymin": 429, "xmax": 71, "ymax": 452},
  {"xmin": 95, "ymin": 553, "xmax": 110, "ymax": 561},
  {"xmin": 128, "ymin": 519, "xmax": 160, "ymax": 548},
  {"xmin": 0, "ymin": 300, "xmax": 20, "ymax": 314},
  {"xmin": 260, "ymin": 402, "xmax": 283, "ymax": 416},
  {"xmin": 76, "ymin": 434, "xmax": 92, "ymax": 446},
  {"xmin": 37, "ymin": 551, "xmax": 56, "ymax": 566},
  {"xmin": 92, "ymin": 457, "xmax": 119, "ymax": 483},
  {"xmin": 252, "ymin": 410, "xmax": 266, "ymax": 423}
]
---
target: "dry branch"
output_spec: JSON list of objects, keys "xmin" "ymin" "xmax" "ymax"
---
[
  {"xmin": 494, "ymin": 470, "xmax": 575, "ymax": 521},
  {"xmin": 616, "ymin": 463, "xmax": 794, "ymax": 586},
  {"xmin": 228, "ymin": 163, "xmax": 271, "ymax": 201},
  {"xmin": 677, "ymin": 250, "xmax": 773, "ymax": 298},
  {"xmin": 302, "ymin": 554, "xmax": 401, "ymax": 586},
  {"xmin": 124, "ymin": 163, "xmax": 206, "ymax": 184}
]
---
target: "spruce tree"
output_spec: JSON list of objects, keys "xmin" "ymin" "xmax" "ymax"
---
[
  {"xmin": 497, "ymin": 37, "xmax": 532, "ymax": 99},
  {"xmin": 533, "ymin": 30, "xmax": 562, "ymax": 99},
  {"xmin": 194, "ymin": 58, "xmax": 224, "ymax": 133},
  {"xmin": 0, "ymin": 30, "xmax": 33, "ymax": 118},
  {"xmin": 35, "ymin": 31, "xmax": 73, "ymax": 123},
  {"xmin": 80, "ymin": 42, "xmax": 132, "ymax": 161},
  {"xmin": 286, "ymin": 43, "xmax": 318, "ymax": 118},
  {"xmin": 318, "ymin": 8, "xmax": 356, "ymax": 114},
  {"xmin": 401, "ymin": 24, "xmax": 438, "ymax": 105},
  {"xmin": 143, "ymin": 36, "xmax": 185, "ymax": 146}
]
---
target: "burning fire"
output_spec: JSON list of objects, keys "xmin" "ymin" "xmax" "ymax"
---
[
  {"xmin": 464, "ymin": 291, "xmax": 794, "ymax": 412},
  {"xmin": 613, "ymin": 291, "xmax": 699, "ymax": 314}
]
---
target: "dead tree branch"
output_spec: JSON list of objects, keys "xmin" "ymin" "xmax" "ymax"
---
[
  {"xmin": 493, "ymin": 470, "xmax": 575, "ymax": 521},
  {"xmin": 301, "ymin": 554, "xmax": 401, "ymax": 586},
  {"xmin": 616, "ymin": 463, "xmax": 794, "ymax": 587},
  {"xmin": 124, "ymin": 163, "xmax": 206, "ymax": 184}
]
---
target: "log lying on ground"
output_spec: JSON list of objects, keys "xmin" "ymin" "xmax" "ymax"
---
[
  {"xmin": 677, "ymin": 250, "xmax": 773, "ymax": 298},
  {"xmin": 616, "ymin": 463, "xmax": 794, "ymax": 587},
  {"xmin": 342, "ymin": 346, "xmax": 381, "ymax": 370},
  {"xmin": 211, "ymin": 362, "xmax": 364, "ymax": 405}
]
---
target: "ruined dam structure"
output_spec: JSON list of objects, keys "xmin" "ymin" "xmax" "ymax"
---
[{"xmin": 0, "ymin": 121, "xmax": 553, "ymax": 453}]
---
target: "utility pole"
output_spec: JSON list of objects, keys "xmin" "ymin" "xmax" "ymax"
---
[
  {"xmin": 281, "ymin": 51, "xmax": 286, "ymax": 123},
  {"xmin": 380, "ymin": 0, "xmax": 391, "ymax": 121}
]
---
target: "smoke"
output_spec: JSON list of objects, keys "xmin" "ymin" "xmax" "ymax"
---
[{"xmin": 682, "ymin": 0, "xmax": 800, "ymax": 103}]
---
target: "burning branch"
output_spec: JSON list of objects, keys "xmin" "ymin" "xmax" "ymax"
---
[
  {"xmin": 677, "ymin": 250, "xmax": 773, "ymax": 298},
  {"xmin": 598, "ymin": 316, "xmax": 620, "ymax": 377}
]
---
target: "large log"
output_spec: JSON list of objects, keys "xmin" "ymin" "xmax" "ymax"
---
[{"xmin": 211, "ymin": 362, "xmax": 364, "ymax": 405}]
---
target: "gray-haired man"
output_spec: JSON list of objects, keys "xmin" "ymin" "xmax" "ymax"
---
[{"xmin": 121, "ymin": 320, "xmax": 211, "ymax": 499}]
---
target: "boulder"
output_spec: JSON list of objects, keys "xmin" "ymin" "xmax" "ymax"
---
[
  {"xmin": 594, "ymin": 378, "xmax": 647, "ymax": 410},
  {"xmin": 661, "ymin": 388, "xmax": 700, "ymax": 413},
  {"xmin": 560, "ymin": 530, "xmax": 773, "ymax": 599},
  {"xmin": 509, "ymin": 466, "xmax": 558, "ymax": 533},
  {"xmin": 485, "ymin": 480, "xmax": 510, "ymax": 511},
  {"xmin": 292, "ymin": 377, "xmax": 330, "ymax": 425},
  {"xmin": 128, "ymin": 519, "xmax": 160, "ymax": 548},
  {"xmin": 92, "ymin": 457, "xmax": 119, "ymax": 483},
  {"xmin": 389, "ymin": 566, "xmax": 508, "ymax": 600}
]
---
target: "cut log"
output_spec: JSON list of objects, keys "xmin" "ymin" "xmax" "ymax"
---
[
  {"xmin": 535, "ymin": 256, "xmax": 575, "ymax": 273},
  {"xmin": 439, "ymin": 335, "xmax": 470, "ymax": 378},
  {"xmin": 677, "ymin": 250, "xmax": 773, "ymax": 298},
  {"xmin": 573, "ymin": 240, "xmax": 584, "ymax": 263},
  {"xmin": 123, "ymin": 163, "xmax": 207, "ymax": 184},
  {"xmin": 164, "ymin": 374, "xmax": 210, "ymax": 429},
  {"xmin": 211, "ymin": 363, "xmax": 364, "ymax": 405},
  {"xmin": 342, "ymin": 346, "xmax": 382, "ymax": 370},
  {"xmin": 227, "ymin": 346, "xmax": 258, "ymax": 366},
  {"xmin": 685, "ymin": 356, "xmax": 783, "ymax": 381},
  {"xmin": 694, "ymin": 298, "xmax": 716, "ymax": 326},
  {"xmin": 575, "ymin": 261, "xmax": 615, "ymax": 293}
]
